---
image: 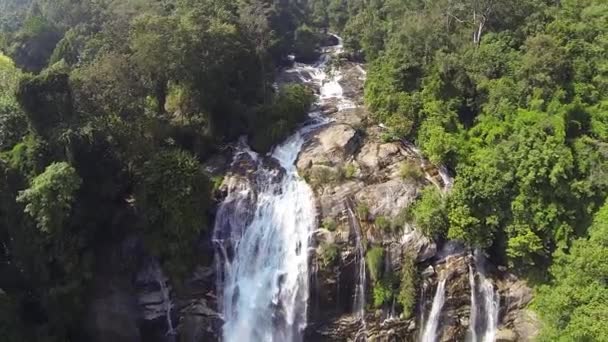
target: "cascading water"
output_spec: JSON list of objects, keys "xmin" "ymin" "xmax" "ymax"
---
[
  {"xmin": 213, "ymin": 38, "xmax": 350, "ymax": 342},
  {"xmin": 137, "ymin": 259, "xmax": 175, "ymax": 338},
  {"xmin": 468, "ymin": 265, "xmax": 478, "ymax": 342},
  {"xmin": 421, "ymin": 277, "xmax": 447, "ymax": 342},
  {"xmin": 468, "ymin": 251, "xmax": 500, "ymax": 342},
  {"xmin": 346, "ymin": 199, "xmax": 367, "ymax": 321}
]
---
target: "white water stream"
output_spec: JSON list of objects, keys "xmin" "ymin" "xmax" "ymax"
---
[
  {"xmin": 468, "ymin": 251, "xmax": 500, "ymax": 342},
  {"xmin": 420, "ymin": 277, "xmax": 447, "ymax": 342},
  {"xmin": 213, "ymin": 38, "xmax": 351, "ymax": 342}
]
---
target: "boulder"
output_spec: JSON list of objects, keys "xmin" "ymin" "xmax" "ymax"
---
[
  {"xmin": 401, "ymin": 225, "xmax": 437, "ymax": 262},
  {"xmin": 297, "ymin": 124, "xmax": 361, "ymax": 171},
  {"xmin": 512, "ymin": 309, "xmax": 541, "ymax": 342},
  {"xmin": 495, "ymin": 329, "xmax": 518, "ymax": 342}
]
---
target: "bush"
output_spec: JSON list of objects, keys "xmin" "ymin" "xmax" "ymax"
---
[
  {"xmin": 375, "ymin": 215, "xmax": 392, "ymax": 232},
  {"xmin": 322, "ymin": 217, "xmax": 337, "ymax": 231},
  {"xmin": 319, "ymin": 242, "xmax": 339, "ymax": 268},
  {"xmin": 366, "ymin": 246, "xmax": 385, "ymax": 283},
  {"xmin": 399, "ymin": 160, "xmax": 425, "ymax": 184},
  {"xmin": 17, "ymin": 162, "xmax": 82, "ymax": 233},
  {"xmin": 398, "ymin": 253, "xmax": 418, "ymax": 318},
  {"xmin": 343, "ymin": 163, "xmax": 356, "ymax": 179},
  {"xmin": 409, "ymin": 186, "xmax": 448, "ymax": 239},
  {"xmin": 372, "ymin": 278, "xmax": 394, "ymax": 308},
  {"xmin": 357, "ymin": 203, "xmax": 370, "ymax": 220}
]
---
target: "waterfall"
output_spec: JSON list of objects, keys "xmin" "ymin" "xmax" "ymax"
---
[
  {"xmin": 468, "ymin": 265, "xmax": 478, "ymax": 342},
  {"xmin": 213, "ymin": 37, "xmax": 349, "ymax": 342},
  {"xmin": 137, "ymin": 259, "xmax": 175, "ymax": 337},
  {"xmin": 421, "ymin": 277, "xmax": 447, "ymax": 342},
  {"xmin": 346, "ymin": 199, "xmax": 366, "ymax": 321},
  {"xmin": 468, "ymin": 251, "xmax": 500, "ymax": 342}
]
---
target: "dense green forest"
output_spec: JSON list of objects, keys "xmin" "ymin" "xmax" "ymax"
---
[
  {"xmin": 309, "ymin": 0, "xmax": 607, "ymax": 339},
  {"xmin": 0, "ymin": 0, "xmax": 318, "ymax": 340},
  {"xmin": 0, "ymin": 0, "xmax": 606, "ymax": 341}
]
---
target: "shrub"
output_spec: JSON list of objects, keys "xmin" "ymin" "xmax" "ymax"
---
[
  {"xmin": 343, "ymin": 163, "xmax": 356, "ymax": 179},
  {"xmin": 409, "ymin": 186, "xmax": 448, "ymax": 239},
  {"xmin": 308, "ymin": 166, "xmax": 339, "ymax": 188},
  {"xmin": 17, "ymin": 162, "xmax": 82, "ymax": 233},
  {"xmin": 398, "ymin": 253, "xmax": 418, "ymax": 318},
  {"xmin": 366, "ymin": 246, "xmax": 385, "ymax": 283},
  {"xmin": 373, "ymin": 278, "xmax": 393, "ymax": 308},
  {"xmin": 375, "ymin": 215, "xmax": 392, "ymax": 232},
  {"xmin": 211, "ymin": 175, "xmax": 224, "ymax": 192},
  {"xmin": 357, "ymin": 203, "xmax": 370, "ymax": 220},
  {"xmin": 399, "ymin": 160, "xmax": 425, "ymax": 183},
  {"xmin": 319, "ymin": 242, "xmax": 339, "ymax": 268},
  {"xmin": 322, "ymin": 217, "xmax": 337, "ymax": 231}
]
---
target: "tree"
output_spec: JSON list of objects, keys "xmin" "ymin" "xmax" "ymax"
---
[
  {"xmin": 0, "ymin": 53, "xmax": 27, "ymax": 150},
  {"xmin": 16, "ymin": 162, "xmax": 81, "ymax": 234},
  {"xmin": 136, "ymin": 149, "xmax": 211, "ymax": 278},
  {"xmin": 409, "ymin": 186, "xmax": 449, "ymax": 239},
  {"xmin": 534, "ymin": 201, "xmax": 608, "ymax": 341}
]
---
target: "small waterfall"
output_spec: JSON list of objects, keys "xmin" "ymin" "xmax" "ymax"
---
[
  {"xmin": 137, "ymin": 259, "xmax": 175, "ymax": 338},
  {"xmin": 468, "ymin": 251, "xmax": 500, "ymax": 342},
  {"xmin": 421, "ymin": 277, "xmax": 447, "ymax": 342},
  {"xmin": 346, "ymin": 200, "xmax": 367, "ymax": 321},
  {"xmin": 157, "ymin": 271, "xmax": 176, "ymax": 336},
  {"xmin": 468, "ymin": 265, "xmax": 478, "ymax": 342}
]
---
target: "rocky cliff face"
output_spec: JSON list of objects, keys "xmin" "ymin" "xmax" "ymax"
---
[{"xmin": 296, "ymin": 60, "xmax": 539, "ymax": 342}]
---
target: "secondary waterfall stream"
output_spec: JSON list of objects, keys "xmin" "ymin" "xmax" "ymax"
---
[
  {"xmin": 420, "ymin": 277, "xmax": 447, "ymax": 342},
  {"xmin": 213, "ymin": 38, "xmax": 349, "ymax": 342},
  {"xmin": 468, "ymin": 251, "xmax": 500, "ymax": 342}
]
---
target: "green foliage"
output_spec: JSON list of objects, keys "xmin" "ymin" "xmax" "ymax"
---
[
  {"xmin": 0, "ymin": 53, "xmax": 27, "ymax": 150},
  {"xmin": 16, "ymin": 69, "xmax": 74, "ymax": 138},
  {"xmin": 137, "ymin": 149, "xmax": 210, "ymax": 276},
  {"xmin": 322, "ymin": 217, "xmax": 337, "ymax": 232},
  {"xmin": 319, "ymin": 242, "xmax": 339, "ymax": 268},
  {"xmin": 365, "ymin": 246, "xmax": 384, "ymax": 283},
  {"xmin": 16, "ymin": 162, "xmax": 81, "ymax": 233},
  {"xmin": 7, "ymin": 15, "xmax": 62, "ymax": 72},
  {"xmin": 399, "ymin": 160, "xmax": 425, "ymax": 184},
  {"xmin": 0, "ymin": 1, "xmax": 324, "ymax": 340},
  {"xmin": 342, "ymin": 162, "xmax": 356, "ymax": 179},
  {"xmin": 398, "ymin": 253, "xmax": 417, "ymax": 318},
  {"xmin": 356, "ymin": 202, "xmax": 370, "ymax": 220},
  {"xmin": 409, "ymin": 186, "xmax": 448, "ymax": 240},
  {"xmin": 250, "ymin": 84, "xmax": 314, "ymax": 152},
  {"xmin": 341, "ymin": 0, "xmax": 608, "ymax": 277},
  {"xmin": 374, "ymin": 215, "xmax": 392, "ymax": 232},
  {"xmin": 293, "ymin": 24, "xmax": 320, "ymax": 62},
  {"xmin": 534, "ymin": 201, "xmax": 608, "ymax": 341},
  {"xmin": 372, "ymin": 278, "xmax": 393, "ymax": 308}
]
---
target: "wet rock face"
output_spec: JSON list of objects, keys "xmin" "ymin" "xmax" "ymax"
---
[{"xmin": 306, "ymin": 315, "xmax": 415, "ymax": 342}]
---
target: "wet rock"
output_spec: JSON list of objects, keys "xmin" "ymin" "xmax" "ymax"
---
[
  {"xmin": 178, "ymin": 298, "xmax": 223, "ymax": 342},
  {"xmin": 317, "ymin": 181, "xmax": 365, "ymax": 225},
  {"xmin": 320, "ymin": 34, "xmax": 340, "ymax": 47},
  {"xmin": 401, "ymin": 225, "xmax": 437, "ymax": 262}
]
